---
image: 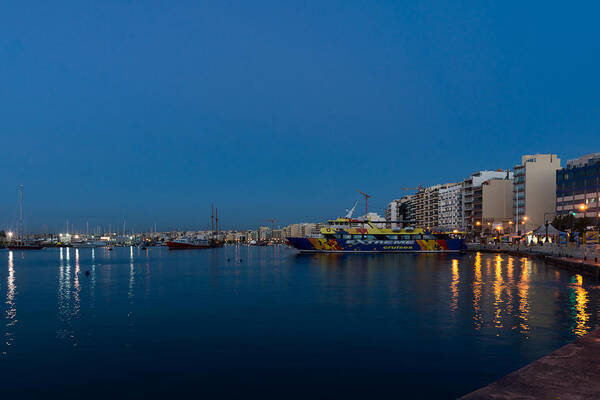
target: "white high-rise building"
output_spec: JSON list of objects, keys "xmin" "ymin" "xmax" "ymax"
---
[{"xmin": 438, "ymin": 183, "xmax": 463, "ymax": 231}]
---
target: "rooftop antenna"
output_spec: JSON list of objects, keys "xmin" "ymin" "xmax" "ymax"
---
[{"xmin": 345, "ymin": 201, "xmax": 358, "ymax": 218}]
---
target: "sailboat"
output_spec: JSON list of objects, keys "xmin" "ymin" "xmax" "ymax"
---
[
  {"xmin": 166, "ymin": 204, "xmax": 224, "ymax": 250},
  {"xmin": 7, "ymin": 185, "xmax": 44, "ymax": 250}
]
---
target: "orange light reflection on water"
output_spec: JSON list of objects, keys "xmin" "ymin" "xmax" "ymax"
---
[
  {"xmin": 450, "ymin": 259, "xmax": 459, "ymax": 312},
  {"xmin": 517, "ymin": 258, "xmax": 530, "ymax": 335},
  {"xmin": 493, "ymin": 255, "xmax": 504, "ymax": 329},
  {"xmin": 571, "ymin": 274, "xmax": 590, "ymax": 337},
  {"xmin": 473, "ymin": 253, "xmax": 482, "ymax": 329}
]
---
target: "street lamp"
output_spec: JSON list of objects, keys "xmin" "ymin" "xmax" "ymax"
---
[{"xmin": 495, "ymin": 225, "xmax": 502, "ymax": 243}]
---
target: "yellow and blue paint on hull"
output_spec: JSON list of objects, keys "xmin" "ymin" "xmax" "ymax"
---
[{"xmin": 286, "ymin": 237, "xmax": 465, "ymax": 253}]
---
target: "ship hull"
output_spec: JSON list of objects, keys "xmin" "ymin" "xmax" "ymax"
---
[
  {"xmin": 166, "ymin": 241, "xmax": 223, "ymax": 250},
  {"xmin": 286, "ymin": 237, "xmax": 465, "ymax": 253},
  {"xmin": 166, "ymin": 241, "xmax": 212, "ymax": 250},
  {"xmin": 7, "ymin": 245, "xmax": 44, "ymax": 250}
]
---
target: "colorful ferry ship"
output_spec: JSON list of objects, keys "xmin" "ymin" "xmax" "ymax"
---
[{"xmin": 286, "ymin": 218, "xmax": 466, "ymax": 253}]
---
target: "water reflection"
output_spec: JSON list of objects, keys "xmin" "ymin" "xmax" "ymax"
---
[
  {"xmin": 570, "ymin": 274, "xmax": 590, "ymax": 337},
  {"xmin": 493, "ymin": 255, "xmax": 504, "ymax": 328},
  {"xmin": 517, "ymin": 258, "xmax": 530, "ymax": 335},
  {"xmin": 4, "ymin": 251, "xmax": 17, "ymax": 353},
  {"xmin": 73, "ymin": 249, "xmax": 81, "ymax": 317},
  {"xmin": 2, "ymin": 247, "xmax": 598, "ymax": 369},
  {"xmin": 472, "ymin": 252, "xmax": 482, "ymax": 329},
  {"xmin": 129, "ymin": 246, "xmax": 135, "ymax": 301},
  {"xmin": 91, "ymin": 248, "xmax": 96, "ymax": 312},
  {"xmin": 450, "ymin": 259, "xmax": 459, "ymax": 312},
  {"xmin": 127, "ymin": 247, "xmax": 136, "ymax": 332},
  {"xmin": 57, "ymin": 247, "xmax": 75, "ymax": 342}
]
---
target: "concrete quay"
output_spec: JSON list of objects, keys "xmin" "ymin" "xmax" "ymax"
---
[
  {"xmin": 460, "ymin": 328, "xmax": 600, "ymax": 399},
  {"xmin": 468, "ymin": 243, "xmax": 600, "ymax": 280}
]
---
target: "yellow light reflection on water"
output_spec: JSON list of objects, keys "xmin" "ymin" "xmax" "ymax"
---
[
  {"xmin": 518, "ymin": 258, "xmax": 530, "ymax": 334},
  {"xmin": 450, "ymin": 259, "xmax": 459, "ymax": 312},
  {"xmin": 493, "ymin": 254, "xmax": 504, "ymax": 328},
  {"xmin": 506, "ymin": 256, "xmax": 514, "ymax": 315},
  {"xmin": 473, "ymin": 252, "xmax": 482, "ymax": 329},
  {"xmin": 571, "ymin": 274, "xmax": 590, "ymax": 337}
]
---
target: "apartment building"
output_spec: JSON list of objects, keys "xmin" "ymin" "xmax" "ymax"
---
[
  {"xmin": 414, "ymin": 183, "xmax": 457, "ymax": 230},
  {"xmin": 473, "ymin": 177, "xmax": 514, "ymax": 235},
  {"xmin": 513, "ymin": 154, "xmax": 561, "ymax": 231},
  {"xmin": 438, "ymin": 183, "xmax": 462, "ymax": 231},
  {"xmin": 462, "ymin": 170, "xmax": 512, "ymax": 232},
  {"xmin": 385, "ymin": 195, "xmax": 415, "ymax": 229}
]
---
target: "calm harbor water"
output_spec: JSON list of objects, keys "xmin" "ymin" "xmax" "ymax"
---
[{"xmin": 1, "ymin": 246, "xmax": 599, "ymax": 398}]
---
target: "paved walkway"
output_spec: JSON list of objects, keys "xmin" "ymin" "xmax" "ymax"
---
[{"xmin": 460, "ymin": 328, "xmax": 600, "ymax": 399}]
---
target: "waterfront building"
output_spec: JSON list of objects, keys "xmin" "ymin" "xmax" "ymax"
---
[
  {"xmin": 462, "ymin": 170, "xmax": 512, "ymax": 232},
  {"xmin": 258, "ymin": 226, "xmax": 271, "ymax": 241},
  {"xmin": 438, "ymin": 183, "xmax": 462, "ymax": 231},
  {"xmin": 473, "ymin": 176, "xmax": 514, "ymax": 236},
  {"xmin": 385, "ymin": 195, "xmax": 415, "ymax": 229},
  {"xmin": 282, "ymin": 223, "xmax": 318, "ymax": 238},
  {"xmin": 513, "ymin": 154, "xmax": 561, "ymax": 231},
  {"xmin": 414, "ymin": 183, "xmax": 457, "ymax": 230},
  {"xmin": 271, "ymin": 229, "xmax": 284, "ymax": 240},
  {"xmin": 556, "ymin": 153, "xmax": 600, "ymax": 218}
]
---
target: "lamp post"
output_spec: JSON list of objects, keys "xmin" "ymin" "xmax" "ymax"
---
[
  {"xmin": 543, "ymin": 211, "xmax": 555, "ymax": 244},
  {"xmin": 571, "ymin": 204, "xmax": 587, "ymax": 242}
]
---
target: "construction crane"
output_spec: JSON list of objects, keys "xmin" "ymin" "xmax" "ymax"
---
[{"xmin": 357, "ymin": 190, "xmax": 371, "ymax": 216}]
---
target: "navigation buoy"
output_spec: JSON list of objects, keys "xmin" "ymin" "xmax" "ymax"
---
[
  {"xmin": 85, "ymin": 270, "xmax": 90, "ymax": 276},
  {"xmin": 227, "ymin": 258, "xmax": 230, "ymax": 262}
]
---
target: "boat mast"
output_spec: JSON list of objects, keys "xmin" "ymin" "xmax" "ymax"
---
[
  {"xmin": 211, "ymin": 203, "xmax": 214, "ymax": 239},
  {"xmin": 215, "ymin": 208, "xmax": 219, "ymax": 239},
  {"xmin": 18, "ymin": 184, "xmax": 23, "ymax": 240}
]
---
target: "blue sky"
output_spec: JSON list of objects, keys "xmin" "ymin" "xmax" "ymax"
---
[{"xmin": 1, "ymin": 1, "xmax": 598, "ymax": 232}]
